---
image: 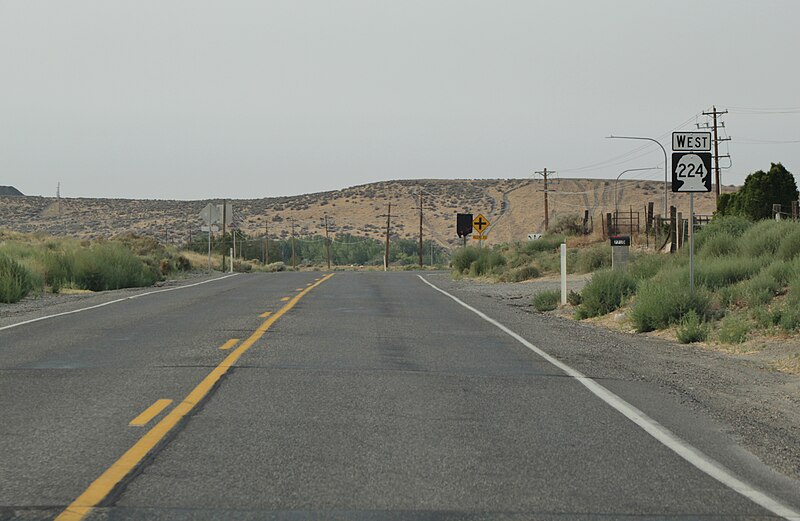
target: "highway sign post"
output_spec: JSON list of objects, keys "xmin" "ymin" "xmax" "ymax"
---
[
  {"xmin": 472, "ymin": 214, "xmax": 490, "ymax": 247},
  {"xmin": 199, "ymin": 204, "xmax": 222, "ymax": 273},
  {"xmin": 672, "ymin": 132, "xmax": 712, "ymax": 293},
  {"xmin": 456, "ymin": 213, "xmax": 473, "ymax": 247}
]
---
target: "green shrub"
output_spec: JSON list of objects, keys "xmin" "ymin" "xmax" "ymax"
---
[
  {"xmin": 532, "ymin": 290, "xmax": 560, "ymax": 312},
  {"xmin": 452, "ymin": 247, "xmax": 480, "ymax": 274},
  {"xmin": 676, "ymin": 310, "xmax": 709, "ymax": 343},
  {"xmin": 71, "ymin": 243, "xmax": 158, "ymax": 291},
  {"xmin": 628, "ymin": 253, "xmax": 670, "ymax": 281},
  {"xmin": 694, "ymin": 256, "xmax": 763, "ymax": 290},
  {"xmin": 521, "ymin": 235, "xmax": 565, "ymax": 254},
  {"xmin": 777, "ymin": 228, "xmax": 800, "ymax": 261},
  {"xmin": 499, "ymin": 265, "xmax": 540, "ymax": 282},
  {"xmin": 694, "ymin": 215, "xmax": 752, "ymax": 251},
  {"xmin": 0, "ymin": 254, "xmax": 34, "ymax": 303},
  {"xmin": 740, "ymin": 220, "xmax": 792, "ymax": 258},
  {"xmin": 575, "ymin": 269, "xmax": 637, "ymax": 319},
  {"xmin": 262, "ymin": 261, "xmax": 286, "ymax": 272},
  {"xmin": 466, "ymin": 249, "xmax": 506, "ymax": 278},
  {"xmin": 740, "ymin": 272, "xmax": 780, "ymax": 307},
  {"xmin": 549, "ymin": 215, "xmax": 584, "ymax": 236},
  {"xmin": 717, "ymin": 313, "xmax": 751, "ymax": 344},
  {"xmin": 630, "ymin": 269, "xmax": 710, "ymax": 332},
  {"xmin": 573, "ymin": 245, "xmax": 611, "ymax": 273},
  {"xmin": 778, "ymin": 306, "xmax": 800, "ymax": 332},
  {"xmin": 698, "ymin": 232, "xmax": 739, "ymax": 257}
]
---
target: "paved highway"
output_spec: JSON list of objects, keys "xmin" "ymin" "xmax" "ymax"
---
[{"xmin": 1, "ymin": 272, "xmax": 798, "ymax": 520}]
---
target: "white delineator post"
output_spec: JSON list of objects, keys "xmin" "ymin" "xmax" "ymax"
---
[
  {"xmin": 229, "ymin": 248, "xmax": 234, "ymax": 273},
  {"xmin": 560, "ymin": 243, "xmax": 567, "ymax": 305}
]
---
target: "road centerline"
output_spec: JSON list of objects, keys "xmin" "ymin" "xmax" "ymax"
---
[
  {"xmin": 417, "ymin": 275, "xmax": 800, "ymax": 521},
  {"xmin": 55, "ymin": 273, "xmax": 335, "ymax": 521},
  {"xmin": 129, "ymin": 399, "xmax": 173, "ymax": 427}
]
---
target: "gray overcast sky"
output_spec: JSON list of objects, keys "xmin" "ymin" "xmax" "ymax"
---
[{"xmin": 1, "ymin": 0, "xmax": 799, "ymax": 200}]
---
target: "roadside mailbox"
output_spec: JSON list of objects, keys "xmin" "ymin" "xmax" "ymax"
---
[{"xmin": 610, "ymin": 235, "xmax": 631, "ymax": 271}]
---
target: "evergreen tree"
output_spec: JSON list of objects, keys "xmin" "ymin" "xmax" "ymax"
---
[{"xmin": 718, "ymin": 163, "xmax": 798, "ymax": 220}]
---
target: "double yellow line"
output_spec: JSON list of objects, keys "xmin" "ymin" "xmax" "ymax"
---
[{"xmin": 56, "ymin": 273, "xmax": 335, "ymax": 521}]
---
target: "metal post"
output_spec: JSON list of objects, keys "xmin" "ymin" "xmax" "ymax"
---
[
  {"xmin": 689, "ymin": 194, "xmax": 695, "ymax": 293},
  {"xmin": 221, "ymin": 200, "xmax": 227, "ymax": 272},
  {"xmin": 324, "ymin": 214, "xmax": 331, "ymax": 270},
  {"xmin": 207, "ymin": 227, "xmax": 212, "ymax": 272}
]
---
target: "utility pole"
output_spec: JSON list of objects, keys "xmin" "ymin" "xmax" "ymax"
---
[
  {"xmin": 700, "ymin": 106, "xmax": 730, "ymax": 207},
  {"xmin": 384, "ymin": 202, "xmax": 391, "ymax": 271},
  {"xmin": 418, "ymin": 192, "xmax": 424, "ymax": 267},
  {"xmin": 290, "ymin": 218, "xmax": 297, "ymax": 270},
  {"xmin": 221, "ymin": 200, "xmax": 227, "ymax": 272},
  {"xmin": 56, "ymin": 182, "xmax": 62, "ymax": 217},
  {"xmin": 266, "ymin": 221, "xmax": 270, "ymax": 264},
  {"xmin": 535, "ymin": 168, "xmax": 554, "ymax": 231},
  {"xmin": 324, "ymin": 214, "xmax": 331, "ymax": 270}
]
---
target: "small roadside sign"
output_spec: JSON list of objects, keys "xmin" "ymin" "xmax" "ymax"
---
[
  {"xmin": 527, "ymin": 233, "xmax": 543, "ymax": 241},
  {"xmin": 200, "ymin": 225, "xmax": 220, "ymax": 232},
  {"xmin": 472, "ymin": 235, "xmax": 487, "ymax": 241},
  {"xmin": 610, "ymin": 235, "xmax": 631, "ymax": 246},
  {"xmin": 672, "ymin": 132, "xmax": 711, "ymax": 152},
  {"xmin": 472, "ymin": 214, "xmax": 490, "ymax": 234}
]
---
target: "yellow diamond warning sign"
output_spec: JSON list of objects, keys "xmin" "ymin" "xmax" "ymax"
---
[{"xmin": 472, "ymin": 214, "xmax": 490, "ymax": 234}]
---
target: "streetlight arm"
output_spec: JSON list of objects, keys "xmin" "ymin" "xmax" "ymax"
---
[{"xmin": 607, "ymin": 135, "xmax": 669, "ymax": 216}]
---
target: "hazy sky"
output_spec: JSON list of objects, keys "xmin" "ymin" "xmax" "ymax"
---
[{"xmin": 2, "ymin": 1, "xmax": 799, "ymax": 200}]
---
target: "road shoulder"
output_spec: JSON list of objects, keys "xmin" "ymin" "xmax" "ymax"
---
[{"xmin": 426, "ymin": 273, "xmax": 800, "ymax": 485}]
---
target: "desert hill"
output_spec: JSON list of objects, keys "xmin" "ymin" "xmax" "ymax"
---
[
  {"xmin": 0, "ymin": 186, "xmax": 23, "ymax": 196},
  {"xmin": 0, "ymin": 178, "xmax": 728, "ymax": 249}
]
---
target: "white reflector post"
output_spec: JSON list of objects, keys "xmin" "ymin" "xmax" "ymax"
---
[{"xmin": 560, "ymin": 243, "xmax": 567, "ymax": 305}]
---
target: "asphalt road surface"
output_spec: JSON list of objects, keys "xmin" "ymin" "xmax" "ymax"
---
[{"xmin": 1, "ymin": 272, "xmax": 799, "ymax": 520}]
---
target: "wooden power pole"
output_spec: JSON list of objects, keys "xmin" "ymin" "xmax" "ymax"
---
[
  {"xmin": 384, "ymin": 202, "xmax": 391, "ymax": 271},
  {"xmin": 324, "ymin": 214, "xmax": 331, "ymax": 270},
  {"xmin": 221, "ymin": 199, "xmax": 227, "ymax": 272},
  {"xmin": 290, "ymin": 218, "xmax": 297, "ymax": 270},
  {"xmin": 418, "ymin": 193, "xmax": 424, "ymax": 267},
  {"xmin": 535, "ymin": 168, "xmax": 554, "ymax": 231},
  {"xmin": 700, "ymin": 106, "xmax": 730, "ymax": 207}
]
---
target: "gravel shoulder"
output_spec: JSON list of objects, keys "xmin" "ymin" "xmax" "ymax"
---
[{"xmin": 427, "ymin": 272, "xmax": 800, "ymax": 483}]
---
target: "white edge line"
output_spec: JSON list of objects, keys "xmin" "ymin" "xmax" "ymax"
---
[
  {"xmin": 0, "ymin": 274, "xmax": 240, "ymax": 332},
  {"xmin": 417, "ymin": 275, "xmax": 800, "ymax": 521}
]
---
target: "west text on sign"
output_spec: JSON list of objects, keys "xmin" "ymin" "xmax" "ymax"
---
[{"xmin": 672, "ymin": 132, "xmax": 712, "ymax": 152}]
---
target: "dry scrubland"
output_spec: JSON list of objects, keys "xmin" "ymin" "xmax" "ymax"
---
[{"xmin": 0, "ymin": 179, "xmax": 729, "ymax": 248}]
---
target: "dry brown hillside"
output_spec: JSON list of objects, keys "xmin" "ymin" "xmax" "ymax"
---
[{"xmin": 0, "ymin": 179, "xmax": 732, "ymax": 249}]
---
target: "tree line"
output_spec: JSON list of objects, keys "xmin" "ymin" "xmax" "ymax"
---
[{"xmin": 186, "ymin": 232, "xmax": 450, "ymax": 267}]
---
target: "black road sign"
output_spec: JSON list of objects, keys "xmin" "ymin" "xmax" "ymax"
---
[
  {"xmin": 671, "ymin": 152, "xmax": 712, "ymax": 193},
  {"xmin": 456, "ymin": 213, "xmax": 473, "ymax": 237}
]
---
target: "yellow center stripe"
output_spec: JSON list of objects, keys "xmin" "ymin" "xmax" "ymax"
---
[
  {"xmin": 128, "ymin": 399, "xmax": 172, "ymax": 427},
  {"xmin": 259, "ymin": 311, "xmax": 272, "ymax": 318},
  {"xmin": 56, "ymin": 273, "xmax": 335, "ymax": 521},
  {"xmin": 218, "ymin": 339, "xmax": 239, "ymax": 351},
  {"xmin": 280, "ymin": 297, "xmax": 290, "ymax": 301}
]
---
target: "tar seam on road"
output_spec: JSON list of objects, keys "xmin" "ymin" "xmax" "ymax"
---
[
  {"xmin": 417, "ymin": 275, "xmax": 800, "ymax": 521},
  {"xmin": 55, "ymin": 273, "xmax": 335, "ymax": 521},
  {"xmin": 0, "ymin": 274, "xmax": 240, "ymax": 332}
]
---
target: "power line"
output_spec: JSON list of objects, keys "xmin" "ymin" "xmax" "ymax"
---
[{"xmin": 699, "ymin": 106, "xmax": 731, "ymax": 206}]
